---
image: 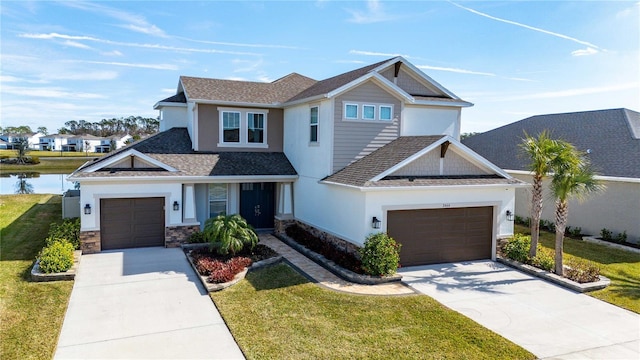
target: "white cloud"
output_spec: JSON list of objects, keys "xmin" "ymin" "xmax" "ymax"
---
[
  {"xmin": 60, "ymin": 1, "xmax": 167, "ymax": 37},
  {"xmin": 20, "ymin": 32, "xmax": 262, "ymax": 56},
  {"xmin": 39, "ymin": 71, "xmax": 119, "ymax": 81},
  {"xmin": 1, "ymin": 85, "xmax": 106, "ymax": 99},
  {"xmin": 62, "ymin": 40, "xmax": 93, "ymax": 50},
  {"xmin": 349, "ymin": 50, "xmax": 410, "ymax": 58},
  {"xmin": 161, "ymin": 88, "xmax": 176, "ymax": 94},
  {"xmin": 346, "ymin": 0, "xmax": 399, "ymax": 24},
  {"xmin": 449, "ymin": 1, "xmax": 605, "ymax": 51},
  {"xmin": 101, "ymin": 50, "xmax": 123, "ymax": 57},
  {"xmin": 174, "ymin": 36, "xmax": 302, "ymax": 49},
  {"xmin": 499, "ymin": 82, "xmax": 638, "ymax": 101},
  {"xmin": 232, "ymin": 59, "xmax": 264, "ymax": 73},
  {"xmin": 76, "ymin": 61, "xmax": 179, "ymax": 71},
  {"xmin": 0, "ymin": 75, "xmax": 22, "ymax": 83},
  {"xmin": 417, "ymin": 64, "xmax": 496, "ymax": 77},
  {"xmin": 334, "ymin": 60, "xmax": 367, "ymax": 64},
  {"xmin": 572, "ymin": 47, "xmax": 599, "ymax": 57}
]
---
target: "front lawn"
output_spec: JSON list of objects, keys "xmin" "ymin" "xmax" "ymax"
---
[
  {"xmin": 211, "ymin": 263, "xmax": 534, "ymax": 360},
  {"xmin": 515, "ymin": 224, "xmax": 640, "ymax": 313},
  {"xmin": 0, "ymin": 194, "xmax": 73, "ymax": 360}
]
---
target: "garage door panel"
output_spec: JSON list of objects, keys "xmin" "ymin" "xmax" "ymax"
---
[
  {"xmin": 388, "ymin": 206, "xmax": 493, "ymax": 267},
  {"xmin": 101, "ymin": 198, "xmax": 165, "ymax": 250}
]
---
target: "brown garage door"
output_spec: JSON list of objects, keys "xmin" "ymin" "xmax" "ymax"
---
[
  {"xmin": 100, "ymin": 198, "xmax": 165, "ymax": 250},
  {"xmin": 388, "ymin": 206, "xmax": 493, "ymax": 267}
]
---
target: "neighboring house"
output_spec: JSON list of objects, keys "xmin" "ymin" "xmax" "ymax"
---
[
  {"xmin": 70, "ymin": 57, "xmax": 527, "ymax": 266},
  {"xmin": 64, "ymin": 134, "xmax": 105, "ymax": 152},
  {"xmin": 0, "ymin": 132, "xmax": 44, "ymax": 149},
  {"xmin": 463, "ymin": 108, "xmax": 640, "ymax": 243},
  {"xmin": 39, "ymin": 134, "xmax": 74, "ymax": 151},
  {"xmin": 0, "ymin": 139, "xmax": 9, "ymax": 149},
  {"xmin": 94, "ymin": 134, "xmax": 133, "ymax": 153}
]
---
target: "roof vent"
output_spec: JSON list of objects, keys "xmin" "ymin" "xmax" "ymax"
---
[{"xmin": 586, "ymin": 149, "xmax": 592, "ymax": 154}]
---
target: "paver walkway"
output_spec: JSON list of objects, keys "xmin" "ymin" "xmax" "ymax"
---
[{"xmin": 259, "ymin": 234, "xmax": 414, "ymax": 295}]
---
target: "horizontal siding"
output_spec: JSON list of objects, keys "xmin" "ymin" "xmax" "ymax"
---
[{"xmin": 333, "ymin": 81, "xmax": 401, "ymax": 172}]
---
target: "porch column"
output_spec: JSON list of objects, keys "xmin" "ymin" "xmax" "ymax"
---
[
  {"xmin": 277, "ymin": 182, "xmax": 293, "ymax": 218},
  {"xmin": 183, "ymin": 184, "xmax": 196, "ymax": 222}
]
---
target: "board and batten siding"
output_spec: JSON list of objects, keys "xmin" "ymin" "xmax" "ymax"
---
[
  {"xmin": 380, "ymin": 67, "xmax": 441, "ymax": 96},
  {"xmin": 333, "ymin": 81, "xmax": 402, "ymax": 172}
]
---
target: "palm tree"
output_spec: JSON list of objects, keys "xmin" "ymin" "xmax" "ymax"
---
[
  {"xmin": 550, "ymin": 155, "xmax": 603, "ymax": 275},
  {"xmin": 519, "ymin": 131, "xmax": 578, "ymax": 258},
  {"xmin": 203, "ymin": 214, "xmax": 258, "ymax": 256}
]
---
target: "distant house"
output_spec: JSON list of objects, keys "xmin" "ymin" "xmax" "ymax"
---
[
  {"xmin": 0, "ymin": 132, "xmax": 44, "ymax": 150},
  {"xmin": 39, "ymin": 134, "xmax": 74, "ymax": 151},
  {"xmin": 94, "ymin": 134, "xmax": 133, "ymax": 153},
  {"xmin": 463, "ymin": 108, "xmax": 640, "ymax": 243}
]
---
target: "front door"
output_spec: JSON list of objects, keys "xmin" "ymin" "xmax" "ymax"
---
[{"xmin": 240, "ymin": 182, "xmax": 275, "ymax": 229}]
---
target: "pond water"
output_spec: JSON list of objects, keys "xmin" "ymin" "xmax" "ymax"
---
[{"xmin": 0, "ymin": 173, "xmax": 74, "ymax": 195}]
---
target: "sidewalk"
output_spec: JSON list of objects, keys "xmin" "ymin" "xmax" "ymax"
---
[{"xmin": 259, "ymin": 234, "xmax": 415, "ymax": 296}]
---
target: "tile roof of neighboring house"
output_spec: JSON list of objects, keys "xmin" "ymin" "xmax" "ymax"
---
[
  {"xmin": 322, "ymin": 136, "xmax": 517, "ymax": 188},
  {"xmin": 285, "ymin": 58, "xmax": 391, "ymax": 103},
  {"xmin": 462, "ymin": 108, "xmax": 640, "ymax": 178},
  {"xmin": 179, "ymin": 72, "xmax": 317, "ymax": 105},
  {"xmin": 73, "ymin": 128, "xmax": 296, "ymax": 178}
]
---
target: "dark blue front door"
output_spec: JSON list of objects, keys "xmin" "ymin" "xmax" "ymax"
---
[{"xmin": 240, "ymin": 182, "xmax": 275, "ymax": 229}]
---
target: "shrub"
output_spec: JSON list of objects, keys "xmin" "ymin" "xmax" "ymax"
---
[
  {"xmin": 47, "ymin": 218, "xmax": 80, "ymax": 250},
  {"xmin": 208, "ymin": 264, "xmax": 236, "ymax": 284},
  {"xmin": 615, "ymin": 231, "xmax": 627, "ymax": 244},
  {"xmin": 285, "ymin": 224, "xmax": 363, "ymax": 274},
  {"xmin": 204, "ymin": 214, "xmax": 257, "ymax": 255},
  {"xmin": 29, "ymin": 156, "xmax": 40, "ymax": 164},
  {"xmin": 38, "ymin": 240, "xmax": 75, "ymax": 273},
  {"xmin": 564, "ymin": 259, "xmax": 600, "ymax": 283},
  {"xmin": 503, "ymin": 233, "xmax": 531, "ymax": 263},
  {"xmin": 531, "ymin": 248, "xmax": 554, "ymax": 271},
  {"xmin": 514, "ymin": 215, "xmax": 530, "ymax": 226},
  {"xmin": 227, "ymin": 257, "xmax": 252, "ymax": 273},
  {"xmin": 359, "ymin": 233, "xmax": 401, "ymax": 276},
  {"xmin": 570, "ymin": 227, "xmax": 582, "ymax": 238},
  {"xmin": 188, "ymin": 231, "xmax": 206, "ymax": 243},
  {"xmin": 600, "ymin": 228, "xmax": 613, "ymax": 241},
  {"xmin": 193, "ymin": 256, "xmax": 223, "ymax": 276}
]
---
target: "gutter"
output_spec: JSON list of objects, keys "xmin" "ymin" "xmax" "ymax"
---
[
  {"xmin": 506, "ymin": 170, "xmax": 640, "ymax": 183},
  {"xmin": 320, "ymin": 180, "xmax": 530, "ymax": 192},
  {"xmin": 68, "ymin": 174, "xmax": 299, "ymax": 183}
]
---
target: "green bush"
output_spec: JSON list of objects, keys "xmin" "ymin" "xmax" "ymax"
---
[
  {"xmin": 600, "ymin": 228, "xmax": 613, "ymax": 241},
  {"xmin": 29, "ymin": 156, "xmax": 40, "ymax": 164},
  {"xmin": 188, "ymin": 231, "xmax": 207, "ymax": 243},
  {"xmin": 531, "ymin": 248, "xmax": 554, "ymax": 271},
  {"xmin": 47, "ymin": 218, "xmax": 80, "ymax": 249},
  {"xmin": 565, "ymin": 259, "xmax": 600, "ymax": 283},
  {"xmin": 38, "ymin": 240, "xmax": 75, "ymax": 273},
  {"xmin": 615, "ymin": 231, "xmax": 627, "ymax": 244},
  {"xmin": 503, "ymin": 233, "xmax": 531, "ymax": 263},
  {"xmin": 359, "ymin": 232, "xmax": 401, "ymax": 276}
]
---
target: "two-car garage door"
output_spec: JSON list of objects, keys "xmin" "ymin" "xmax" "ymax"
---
[
  {"xmin": 387, "ymin": 206, "xmax": 493, "ymax": 267},
  {"xmin": 100, "ymin": 198, "xmax": 165, "ymax": 250}
]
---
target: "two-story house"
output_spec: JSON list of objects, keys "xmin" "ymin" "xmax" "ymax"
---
[
  {"xmin": 0, "ymin": 132, "xmax": 44, "ymax": 149},
  {"xmin": 69, "ymin": 57, "xmax": 526, "ymax": 267}
]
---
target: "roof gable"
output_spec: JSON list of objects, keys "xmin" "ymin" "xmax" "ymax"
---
[
  {"xmin": 462, "ymin": 108, "xmax": 640, "ymax": 178},
  {"xmin": 81, "ymin": 149, "xmax": 178, "ymax": 173}
]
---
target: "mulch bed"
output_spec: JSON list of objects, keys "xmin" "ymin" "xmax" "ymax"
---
[{"xmin": 188, "ymin": 244, "xmax": 279, "ymax": 284}]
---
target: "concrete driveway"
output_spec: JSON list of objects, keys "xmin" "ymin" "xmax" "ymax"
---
[
  {"xmin": 399, "ymin": 260, "xmax": 640, "ymax": 360},
  {"xmin": 55, "ymin": 247, "xmax": 244, "ymax": 359}
]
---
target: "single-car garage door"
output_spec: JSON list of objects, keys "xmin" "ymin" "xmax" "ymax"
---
[
  {"xmin": 100, "ymin": 198, "xmax": 165, "ymax": 250},
  {"xmin": 388, "ymin": 206, "xmax": 493, "ymax": 267}
]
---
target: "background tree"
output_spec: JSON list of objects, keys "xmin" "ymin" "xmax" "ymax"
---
[
  {"xmin": 37, "ymin": 126, "xmax": 48, "ymax": 135},
  {"xmin": 15, "ymin": 138, "xmax": 31, "ymax": 165},
  {"xmin": 550, "ymin": 155, "xmax": 603, "ymax": 275},
  {"xmin": 3, "ymin": 125, "xmax": 33, "ymax": 134},
  {"xmin": 460, "ymin": 132, "xmax": 481, "ymax": 140}
]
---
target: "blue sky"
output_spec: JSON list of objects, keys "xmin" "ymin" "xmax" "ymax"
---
[{"xmin": 1, "ymin": 0, "xmax": 638, "ymax": 134}]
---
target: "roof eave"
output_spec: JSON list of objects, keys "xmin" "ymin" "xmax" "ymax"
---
[
  {"xmin": 68, "ymin": 174, "xmax": 299, "ymax": 183},
  {"xmin": 190, "ymin": 99, "xmax": 283, "ymax": 108},
  {"xmin": 282, "ymin": 94, "xmax": 329, "ymax": 107},
  {"xmin": 320, "ymin": 179, "xmax": 530, "ymax": 191},
  {"xmin": 153, "ymin": 101, "xmax": 187, "ymax": 110},
  {"xmin": 413, "ymin": 99, "xmax": 474, "ymax": 108}
]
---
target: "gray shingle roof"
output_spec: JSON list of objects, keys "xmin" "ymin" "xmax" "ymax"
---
[
  {"xmin": 462, "ymin": 108, "xmax": 640, "ymax": 178},
  {"xmin": 180, "ymin": 73, "xmax": 317, "ymax": 105},
  {"xmin": 74, "ymin": 128, "xmax": 296, "ymax": 178},
  {"xmin": 158, "ymin": 92, "xmax": 186, "ymax": 103}
]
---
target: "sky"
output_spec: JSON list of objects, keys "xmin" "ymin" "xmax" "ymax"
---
[{"xmin": 1, "ymin": 0, "xmax": 638, "ymax": 134}]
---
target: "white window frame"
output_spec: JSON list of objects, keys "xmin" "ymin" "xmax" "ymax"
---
[
  {"xmin": 208, "ymin": 183, "xmax": 228, "ymax": 218},
  {"xmin": 379, "ymin": 105, "xmax": 393, "ymax": 121},
  {"xmin": 218, "ymin": 107, "xmax": 269, "ymax": 148},
  {"xmin": 344, "ymin": 103, "xmax": 358, "ymax": 120},
  {"xmin": 362, "ymin": 104, "xmax": 376, "ymax": 120},
  {"xmin": 221, "ymin": 111, "xmax": 241, "ymax": 143},
  {"xmin": 310, "ymin": 106, "xmax": 319, "ymax": 143}
]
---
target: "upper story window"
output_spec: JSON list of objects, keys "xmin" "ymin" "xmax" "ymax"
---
[
  {"xmin": 247, "ymin": 113, "xmax": 264, "ymax": 143},
  {"xmin": 218, "ymin": 108, "xmax": 268, "ymax": 148},
  {"xmin": 310, "ymin": 106, "xmax": 319, "ymax": 143},
  {"xmin": 343, "ymin": 102, "xmax": 394, "ymax": 122},
  {"xmin": 345, "ymin": 104, "xmax": 358, "ymax": 119},
  {"xmin": 222, "ymin": 111, "xmax": 241, "ymax": 143}
]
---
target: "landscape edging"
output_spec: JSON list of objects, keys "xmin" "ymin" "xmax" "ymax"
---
[
  {"xmin": 31, "ymin": 250, "xmax": 82, "ymax": 282},
  {"xmin": 581, "ymin": 236, "xmax": 640, "ymax": 254},
  {"xmin": 182, "ymin": 244, "xmax": 283, "ymax": 292},
  {"xmin": 497, "ymin": 256, "xmax": 610, "ymax": 293},
  {"xmin": 275, "ymin": 233, "xmax": 402, "ymax": 285}
]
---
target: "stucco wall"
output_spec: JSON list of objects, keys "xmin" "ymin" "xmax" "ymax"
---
[
  {"xmin": 401, "ymin": 105, "xmax": 460, "ymax": 138},
  {"xmin": 159, "ymin": 106, "xmax": 187, "ymax": 131},
  {"xmin": 511, "ymin": 172, "xmax": 640, "ymax": 243}
]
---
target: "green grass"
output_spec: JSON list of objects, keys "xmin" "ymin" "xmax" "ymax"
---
[
  {"xmin": 0, "ymin": 194, "xmax": 73, "ymax": 360},
  {"xmin": 0, "ymin": 158, "xmax": 90, "ymax": 174},
  {"xmin": 211, "ymin": 264, "xmax": 534, "ymax": 360},
  {"xmin": 515, "ymin": 224, "xmax": 640, "ymax": 313}
]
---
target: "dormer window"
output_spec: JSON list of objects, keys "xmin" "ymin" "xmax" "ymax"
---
[{"xmin": 218, "ymin": 107, "xmax": 268, "ymax": 148}]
